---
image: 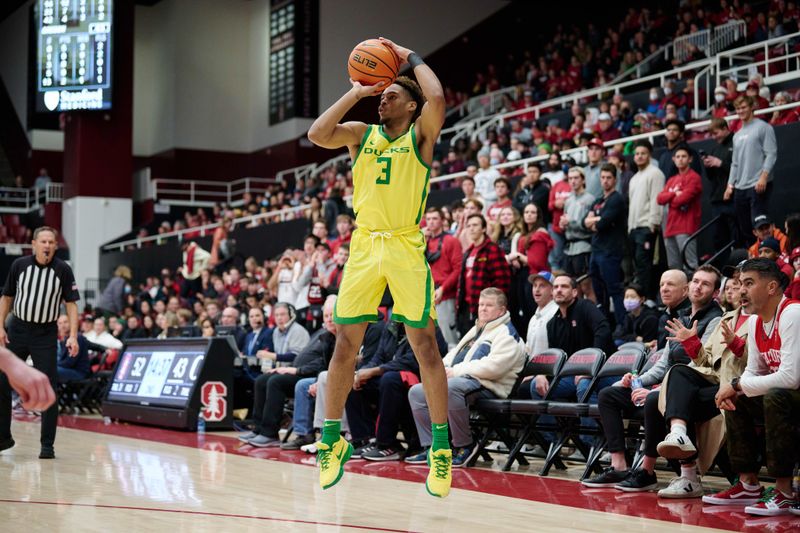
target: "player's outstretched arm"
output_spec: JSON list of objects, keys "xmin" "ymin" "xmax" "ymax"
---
[
  {"xmin": 0, "ymin": 347, "xmax": 55, "ymax": 411},
  {"xmin": 307, "ymin": 81, "xmax": 381, "ymax": 150},
  {"xmin": 379, "ymin": 38, "xmax": 445, "ymax": 149}
]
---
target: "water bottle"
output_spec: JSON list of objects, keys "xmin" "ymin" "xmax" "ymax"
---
[
  {"xmin": 631, "ymin": 371, "xmax": 645, "ymax": 407},
  {"xmin": 197, "ymin": 415, "xmax": 206, "ymax": 434}
]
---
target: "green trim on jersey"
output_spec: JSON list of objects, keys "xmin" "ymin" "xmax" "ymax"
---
[
  {"xmin": 378, "ymin": 124, "xmax": 407, "ymax": 143},
  {"xmin": 391, "ymin": 260, "xmax": 433, "ymax": 329},
  {"xmin": 351, "ymin": 125, "xmax": 373, "ymax": 167},
  {"xmin": 410, "ymin": 124, "xmax": 432, "ymax": 170}
]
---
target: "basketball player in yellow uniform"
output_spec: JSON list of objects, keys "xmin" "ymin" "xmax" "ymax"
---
[{"xmin": 307, "ymin": 37, "xmax": 451, "ymax": 498}]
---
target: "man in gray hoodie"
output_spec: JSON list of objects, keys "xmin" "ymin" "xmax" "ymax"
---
[
  {"xmin": 559, "ymin": 167, "xmax": 596, "ymax": 279},
  {"xmin": 725, "ymin": 95, "xmax": 778, "ymax": 247}
]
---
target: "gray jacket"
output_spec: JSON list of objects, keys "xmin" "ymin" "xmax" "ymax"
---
[
  {"xmin": 564, "ymin": 190, "xmax": 595, "ymax": 256},
  {"xmin": 728, "ymin": 118, "xmax": 777, "ymax": 190},
  {"xmin": 98, "ymin": 277, "xmax": 126, "ymax": 315}
]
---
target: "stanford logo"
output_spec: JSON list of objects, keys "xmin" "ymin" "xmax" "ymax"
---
[{"xmin": 200, "ymin": 381, "xmax": 227, "ymax": 422}]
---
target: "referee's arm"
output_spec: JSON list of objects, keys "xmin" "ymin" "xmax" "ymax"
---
[
  {"xmin": 0, "ymin": 295, "xmax": 11, "ymax": 346},
  {"xmin": 65, "ymin": 301, "xmax": 79, "ymax": 356}
]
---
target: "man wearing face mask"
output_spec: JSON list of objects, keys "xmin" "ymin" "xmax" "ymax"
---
[
  {"xmin": 712, "ymin": 86, "xmax": 733, "ymax": 120},
  {"xmin": 647, "ymin": 88, "xmax": 661, "ymax": 115}
]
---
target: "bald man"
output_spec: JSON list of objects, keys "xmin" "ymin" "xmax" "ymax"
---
[{"xmin": 655, "ymin": 269, "xmax": 691, "ymax": 350}]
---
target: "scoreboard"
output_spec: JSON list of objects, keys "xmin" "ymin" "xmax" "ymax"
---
[
  {"xmin": 107, "ymin": 348, "xmax": 206, "ymax": 408},
  {"xmin": 103, "ymin": 338, "xmax": 237, "ymax": 431},
  {"xmin": 35, "ymin": 0, "xmax": 113, "ymax": 112}
]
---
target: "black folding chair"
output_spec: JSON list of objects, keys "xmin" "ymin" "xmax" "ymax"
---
[
  {"xmin": 539, "ymin": 348, "xmax": 606, "ymax": 476},
  {"xmin": 618, "ymin": 341, "xmax": 647, "ymax": 357},
  {"xmin": 628, "ymin": 349, "xmax": 664, "ymax": 471},
  {"xmin": 471, "ymin": 349, "xmax": 567, "ymax": 469},
  {"xmin": 580, "ymin": 349, "xmax": 648, "ymax": 480}
]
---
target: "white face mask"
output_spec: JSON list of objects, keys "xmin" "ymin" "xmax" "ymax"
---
[
  {"xmin": 663, "ymin": 87, "xmax": 673, "ymax": 95},
  {"xmin": 649, "ymin": 91, "xmax": 658, "ymax": 101},
  {"xmin": 715, "ymin": 94, "xmax": 726, "ymax": 103}
]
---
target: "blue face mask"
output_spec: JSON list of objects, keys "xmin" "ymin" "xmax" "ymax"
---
[{"xmin": 623, "ymin": 298, "xmax": 642, "ymax": 312}]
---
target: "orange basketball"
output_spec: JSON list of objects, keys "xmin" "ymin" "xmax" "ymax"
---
[{"xmin": 347, "ymin": 39, "xmax": 400, "ymax": 88}]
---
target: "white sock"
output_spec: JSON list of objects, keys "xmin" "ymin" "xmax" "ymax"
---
[
  {"xmin": 671, "ymin": 422, "xmax": 687, "ymax": 437},
  {"xmin": 741, "ymin": 481, "xmax": 761, "ymax": 491},
  {"xmin": 680, "ymin": 464, "xmax": 698, "ymax": 481}
]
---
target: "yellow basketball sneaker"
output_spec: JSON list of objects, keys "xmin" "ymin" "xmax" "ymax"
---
[
  {"xmin": 317, "ymin": 436, "xmax": 353, "ymax": 490},
  {"xmin": 425, "ymin": 448, "xmax": 452, "ymax": 498}
]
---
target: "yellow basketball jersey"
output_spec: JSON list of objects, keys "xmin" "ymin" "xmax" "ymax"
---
[{"xmin": 351, "ymin": 123, "xmax": 431, "ymax": 232}]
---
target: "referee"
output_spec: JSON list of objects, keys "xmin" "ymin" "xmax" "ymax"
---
[{"xmin": 0, "ymin": 226, "xmax": 80, "ymax": 459}]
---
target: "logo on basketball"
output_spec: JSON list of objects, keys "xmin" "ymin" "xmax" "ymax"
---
[{"xmin": 200, "ymin": 381, "xmax": 227, "ymax": 422}]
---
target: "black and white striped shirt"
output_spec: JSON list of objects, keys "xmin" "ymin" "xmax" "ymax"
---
[{"xmin": 2, "ymin": 256, "xmax": 80, "ymax": 324}]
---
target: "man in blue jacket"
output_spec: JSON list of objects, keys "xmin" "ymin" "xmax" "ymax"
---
[{"xmin": 56, "ymin": 315, "xmax": 91, "ymax": 383}]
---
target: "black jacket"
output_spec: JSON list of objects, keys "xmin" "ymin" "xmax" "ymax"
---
[
  {"xmin": 546, "ymin": 298, "xmax": 615, "ymax": 356},
  {"xmin": 657, "ymin": 296, "xmax": 691, "ymax": 349},
  {"xmin": 706, "ymin": 133, "xmax": 734, "ymax": 204},
  {"xmin": 292, "ymin": 329, "xmax": 336, "ymax": 377},
  {"xmin": 363, "ymin": 322, "xmax": 447, "ymax": 375},
  {"xmin": 589, "ymin": 190, "xmax": 627, "ymax": 254},
  {"xmin": 513, "ymin": 180, "xmax": 551, "ymax": 225},
  {"xmin": 666, "ymin": 299, "xmax": 723, "ymax": 366},
  {"xmin": 614, "ymin": 305, "xmax": 660, "ymax": 344}
]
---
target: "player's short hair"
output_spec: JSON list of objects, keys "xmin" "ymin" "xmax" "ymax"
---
[
  {"xmin": 739, "ymin": 257, "xmax": 787, "ymax": 289},
  {"xmin": 395, "ymin": 76, "xmax": 425, "ymax": 122}
]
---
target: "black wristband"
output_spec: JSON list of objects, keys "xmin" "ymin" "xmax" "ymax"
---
[{"xmin": 408, "ymin": 52, "xmax": 424, "ymax": 69}]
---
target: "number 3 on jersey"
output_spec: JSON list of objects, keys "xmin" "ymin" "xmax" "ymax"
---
[{"xmin": 376, "ymin": 156, "xmax": 391, "ymax": 185}]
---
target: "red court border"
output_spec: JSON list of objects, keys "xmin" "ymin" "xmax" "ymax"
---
[{"xmin": 9, "ymin": 415, "xmax": 800, "ymax": 533}]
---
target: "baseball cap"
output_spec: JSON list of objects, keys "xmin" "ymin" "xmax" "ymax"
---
[
  {"xmin": 752, "ymin": 214, "xmax": 772, "ymax": 229},
  {"xmin": 714, "ymin": 86, "xmax": 727, "ymax": 95},
  {"xmin": 598, "ymin": 112, "xmax": 612, "ymax": 121},
  {"xmin": 759, "ymin": 236, "xmax": 781, "ymax": 253},
  {"xmin": 528, "ymin": 271, "xmax": 555, "ymax": 285},
  {"xmin": 790, "ymin": 246, "xmax": 800, "ymax": 261},
  {"xmin": 721, "ymin": 260, "xmax": 746, "ymax": 278},
  {"xmin": 587, "ymin": 138, "xmax": 605, "ymax": 149}
]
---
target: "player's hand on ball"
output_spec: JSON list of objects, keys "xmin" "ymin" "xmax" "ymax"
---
[
  {"xmin": 378, "ymin": 37, "xmax": 412, "ymax": 63},
  {"xmin": 350, "ymin": 78, "xmax": 385, "ymax": 98}
]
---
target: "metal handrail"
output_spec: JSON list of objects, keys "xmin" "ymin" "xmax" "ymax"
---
[
  {"xmin": 0, "ymin": 183, "xmax": 63, "ymax": 213},
  {"xmin": 106, "ymin": 99, "xmax": 800, "ymax": 252},
  {"xmin": 151, "ymin": 176, "xmax": 278, "ymax": 206},
  {"xmin": 609, "ymin": 44, "xmax": 669, "ymax": 85},
  {"xmin": 680, "ymin": 215, "xmax": 736, "ymax": 272},
  {"xmin": 716, "ymin": 30, "xmax": 800, "ymax": 86}
]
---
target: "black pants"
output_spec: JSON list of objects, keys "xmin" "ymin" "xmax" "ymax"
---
[
  {"xmin": 733, "ymin": 183, "xmax": 773, "ymax": 248},
  {"xmin": 0, "ymin": 317, "xmax": 59, "ymax": 447},
  {"xmin": 711, "ymin": 201, "xmax": 738, "ymax": 255},
  {"xmin": 345, "ymin": 371, "xmax": 418, "ymax": 447},
  {"xmin": 630, "ymin": 228, "xmax": 657, "ymax": 299},
  {"xmin": 598, "ymin": 385, "xmax": 644, "ymax": 453},
  {"xmin": 251, "ymin": 372, "xmax": 300, "ymax": 438},
  {"xmin": 663, "ymin": 365, "xmax": 720, "ymax": 426}
]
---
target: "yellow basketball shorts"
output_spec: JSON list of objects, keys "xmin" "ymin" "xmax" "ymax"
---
[{"xmin": 334, "ymin": 226, "xmax": 436, "ymax": 328}]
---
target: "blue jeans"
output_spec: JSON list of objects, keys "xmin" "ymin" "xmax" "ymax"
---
[
  {"xmin": 530, "ymin": 375, "xmax": 619, "ymax": 444},
  {"xmin": 589, "ymin": 250, "xmax": 625, "ymax": 327},
  {"xmin": 292, "ymin": 377, "xmax": 317, "ymax": 436},
  {"xmin": 548, "ymin": 224, "xmax": 566, "ymax": 271},
  {"xmin": 57, "ymin": 366, "xmax": 88, "ymax": 384}
]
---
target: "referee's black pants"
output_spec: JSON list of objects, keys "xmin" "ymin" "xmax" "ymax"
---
[{"xmin": 0, "ymin": 317, "xmax": 59, "ymax": 447}]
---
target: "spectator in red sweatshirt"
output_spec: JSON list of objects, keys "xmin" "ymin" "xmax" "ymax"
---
[
  {"xmin": 423, "ymin": 207, "xmax": 463, "ymax": 348},
  {"xmin": 657, "ymin": 145, "xmax": 702, "ymax": 272}
]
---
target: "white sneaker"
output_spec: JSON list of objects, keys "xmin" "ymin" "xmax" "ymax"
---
[
  {"xmin": 658, "ymin": 476, "xmax": 704, "ymax": 499},
  {"xmin": 656, "ymin": 432, "xmax": 697, "ymax": 460},
  {"xmin": 300, "ymin": 442, "xmax": 317, "ymax": 454}
]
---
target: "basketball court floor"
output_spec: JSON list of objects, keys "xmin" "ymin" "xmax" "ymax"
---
[{"xmin": 1, "ymin": 414, "xmax": 797, "ymax": 532}]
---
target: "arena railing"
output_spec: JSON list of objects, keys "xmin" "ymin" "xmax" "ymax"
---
[
  {"xmin": 442, "ymin": 30, "xmax": 800, "ymax": 145},
  {"xmin": 0, "ymin": 183, "xmax": 63, "ymax": 214},
  {"xmin": 672, "ymin": 20, "xmax": 746, "ymax": 63},
  {"xmin": 151, "ymin": 176, "xmax": 278, "ymax": 207},
  {"xmin": 105, "ymin": 100, "xmax": 800, "ymax": 253},
  {"xmin": 716, "ymin": 30, "xmax": 800, "ymax": 87}
]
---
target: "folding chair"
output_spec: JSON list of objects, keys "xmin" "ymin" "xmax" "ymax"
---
[
  {"xmin": 628, "ymin": 349, "xmax": 664, "ymax": 471},
  {"xmin": 470, "ymin": 349, "xmax": 567, "ymax": 469},
  {"xmin": 538, "ymin": 348, "xmax": 606, "ymax": 476},
  {"xmin": 580, "ymin": 348, "xmax": 648, "ymax": 480}
]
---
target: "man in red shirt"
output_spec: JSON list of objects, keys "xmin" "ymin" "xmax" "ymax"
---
[
  {"xmin": 424, "ymin": 208, "xmax": 462, "ymax": 348},
  {"xmin": 456, "ymin": 214, "xmax": 510, "ymax": 335},
  {"xmin": 657, "ymin": 145, "xmax": 702, "ymax": 272},
  {"xmin": 486, "ymin": 178, "xmax": 513, "ymax": 222},
  {"xmin": 330, "ymin": 214, "xmax": 353, "ymax": 254}
]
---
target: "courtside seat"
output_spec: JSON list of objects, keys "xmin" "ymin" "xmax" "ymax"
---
[{"xmin": 471, "ymin": 349, "xmax": 567, "ymax": 469}]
